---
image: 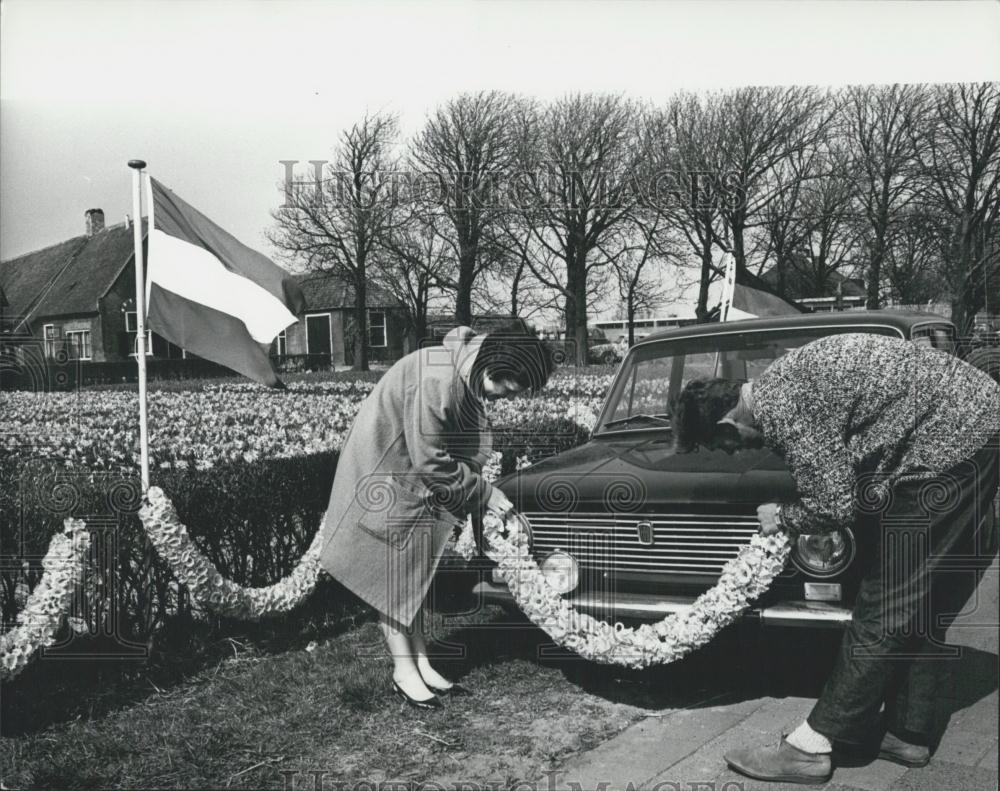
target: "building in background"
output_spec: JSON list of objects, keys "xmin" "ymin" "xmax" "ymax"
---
[
  {"xmin": 0, "ymin": 210, "xmax": 184, "ymax": 364},
  {"xmin": 276, "ymin": 273, "xmax": 412, "ymax": 366}
]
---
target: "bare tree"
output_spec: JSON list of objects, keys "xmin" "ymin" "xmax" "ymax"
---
[
  {"xmin": 605, "ymin": 214, "xmax": 676, "ymax": 345},
  {"xmin": 917, "ymin": 82, "xmax": 1000, "ymax": 334},
  {"xmin": 715, "ymin": 86, "xmax": 832, "ymax": 279},
  {"xmin": 270, "ymin": 113, "xmax": 400, "ymax": 371},
  {"xmin": 410, "ymin": 91, "xmax": 523, "ymax": 325},
  {"xmin": 883, "ymin": 208, "xmax": 951, "ymax": 305},
  {"xmin": 375, "ymin": 209, "xmax": 456, "ymax": 346},
  {"xmin": 792, "ymin": 145, "xmax": 863, "ymax": 295},
  {"xmin": 647, "ymin": 93, "xmax": 731, "ymax": 322},
  {"xmin": 843, "ymin": 84, "xmax": 929, "ymax": 309},
  {"xmin": 510, "ymin": 93, "xmax": 645, "ymax": 364}
]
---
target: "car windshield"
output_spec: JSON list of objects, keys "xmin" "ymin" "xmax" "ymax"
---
[{"xmin": 595, "ymin": 325, "xmax": 903, "ymax": 435}]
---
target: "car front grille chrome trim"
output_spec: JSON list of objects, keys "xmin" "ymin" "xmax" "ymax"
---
[{"xmin": 523, "ymin": 511, "xmax": 762, "ymax": 576}]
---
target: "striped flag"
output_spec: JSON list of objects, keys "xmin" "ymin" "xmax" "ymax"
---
[{"xmin": 145, "ymin": 178, "xmax": 305, "ymax": 386}]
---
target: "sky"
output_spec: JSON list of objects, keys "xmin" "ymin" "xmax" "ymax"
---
[{"xmin": 2, "ymin": 0, "xmax": 999, "ymax": 313}]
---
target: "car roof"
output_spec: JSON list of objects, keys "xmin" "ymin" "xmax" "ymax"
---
[{"xmin": 633, "ymin": 310, "xmax": 952, "ymax": 347}]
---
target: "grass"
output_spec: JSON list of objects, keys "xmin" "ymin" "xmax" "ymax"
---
[{"xmin": 0, "ymin": 605, "xmax": 836, "ymax": 790}]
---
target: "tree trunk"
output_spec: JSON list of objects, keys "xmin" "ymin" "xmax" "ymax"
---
[
  {"xmin": 696, "ymin": 236, "xmax": 713, "ymax": 323},
  {"xmin": 626, "ymin": 294, "xmax": 636, "ymax": 346},
  {"xmin": 455, "ymin": 247, "xmax": 475, "ymax": 325},
  {"xmin": 353, "ymin": 273, "xmax": 369, "ymax": 372},
  {"xmin": 511, "ymin": 258, "xmax": 525, "ymax": 317}
]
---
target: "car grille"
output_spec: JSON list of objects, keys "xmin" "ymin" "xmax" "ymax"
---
[{"xmin": 523, "ymin": 511, "xmax": 760, "ymax": 576}]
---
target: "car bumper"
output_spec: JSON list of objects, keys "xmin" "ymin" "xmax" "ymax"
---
[{"xmin": 472, "ymin": 581, "xmax": 853, "ymax": 628}]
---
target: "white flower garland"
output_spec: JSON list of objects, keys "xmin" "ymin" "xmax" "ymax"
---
[
  {"xmin": 1, "ymin": 519, "xmax": 91, "ymax": 681},
  {"xmin": 481, "ymin": 510, "xmax": 792, "ymax": 668},
  {"xmin": 137, "ymin": 486, "xmax": 324, "ymax": 620},
  {"xmin": 460, "ymin": 449, "xmax": 793, "ymax": 668}
]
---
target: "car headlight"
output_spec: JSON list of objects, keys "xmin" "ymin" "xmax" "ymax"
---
[
  {"xmin": 791, "ymin": 528, "xmax": 855, "ymax": 578},
  {"xmin": 539, "ymin": 551, "xmax": 580, "ymax": 595}
]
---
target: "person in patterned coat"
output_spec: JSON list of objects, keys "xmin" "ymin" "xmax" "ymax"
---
[{"xmin": 672, "ymin": 332, "xmax": 1000, "ymax": 784}]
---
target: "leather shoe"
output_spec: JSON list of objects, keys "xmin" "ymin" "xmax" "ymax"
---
[
  {"xmin": 878, "ymin": 730, "xmax": 930, "ymax": 767},
  {"xmin": 427, "ymin": 682, "xmax": 472, "ymax": 697},
  {"xmin": 392, "ymin": 680, "xmax": 443, "ymax": 710},
  {"xmin": 725, "ymin": 737, "xmax": 833, "ymax": 785}
]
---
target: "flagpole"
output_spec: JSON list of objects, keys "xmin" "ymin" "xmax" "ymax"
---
[
  {"xmin": 720, "ymin": 253, "xmax": 735, "ymax": 322},
  {"xmin": 128, "ymin": 159, "xmax": 151, "ymax": 493}
]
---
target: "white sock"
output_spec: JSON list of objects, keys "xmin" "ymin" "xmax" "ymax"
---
[{"xmin": 787, "ymin": 721, "xmax": 832, "ymax": 754}]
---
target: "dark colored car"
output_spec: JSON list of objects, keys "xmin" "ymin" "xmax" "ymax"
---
[
  {"xmin": 475, "ymin": 311, "xmax": 999, "ymax": 629},
  {"xmin": 548, "ymin": 327, "xmax": 624, "ymax": 365},
  {"xmin": 427, "ymin": 315, "xmax": 534, "ymax": 343}
]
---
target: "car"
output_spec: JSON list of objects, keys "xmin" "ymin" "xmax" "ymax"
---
[
  {"xmin": 426, "ymin": 315, "xmax": 534, "ymax": 344},
  {"xmin": 547, "ymin": 327, "xmax": 624, "ymax": 365},
  {"xmin": 473, "ymin": 310, "xmax": 999, "ymax": 630}
]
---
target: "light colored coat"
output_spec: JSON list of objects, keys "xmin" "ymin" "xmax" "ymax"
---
[{"xmin": 318, "ymin": 327, "xmax": 494, "ymax": 625}]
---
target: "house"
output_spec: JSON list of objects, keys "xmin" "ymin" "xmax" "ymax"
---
[
  {"xmin": 759, "ymin": 266, "xmax": 867, "ymax": 312},
  {"xmin": 274, "ymin": 272, "xmax": 412, "ymax": 366},
  {"xmin": 0, "ymin": 209, "xmax": 183, "ymax": 365},
  {"xmin": 1, "ymin": 210, "xmax": 413, "ymax": 381}
]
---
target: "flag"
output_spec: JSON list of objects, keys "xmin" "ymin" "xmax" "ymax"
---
[
  {"xmin": 730, "ymin": 265, "xmax": 803, "ymax": 318},
  {"xmin": 144, "ymin": 178, "xmax": 305, "ymax": 386}
]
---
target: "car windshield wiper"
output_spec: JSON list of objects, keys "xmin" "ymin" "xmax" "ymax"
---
[{"xmin": 601, "ymin": 413, "xmax": 672, "ymax": 430}]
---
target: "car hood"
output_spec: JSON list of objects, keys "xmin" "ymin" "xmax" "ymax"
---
[{"xmin": 498, "ymin": 434, "xmax": 799, "ymax": 512}]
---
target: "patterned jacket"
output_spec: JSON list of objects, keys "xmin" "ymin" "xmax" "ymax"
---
[{"xmin": 751, "ymin": 333, "xmax": 1000, "ymax": 535}]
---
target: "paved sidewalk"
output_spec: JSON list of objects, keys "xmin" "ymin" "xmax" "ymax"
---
[{"xmin": 555, "ymin": 559, "xmax": 999, "ymax": 791}]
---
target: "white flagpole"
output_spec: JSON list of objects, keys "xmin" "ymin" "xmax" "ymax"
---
[
  {"xmin": 720, "ymin": 253, "xmax": 736, "ymax": 322},
  {"xmin": 128, "ymin": 159, "xmax": 151, "ymax": 493}
]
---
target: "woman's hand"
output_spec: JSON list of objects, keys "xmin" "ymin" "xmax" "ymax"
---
[
  {"xmin": 757, "ymin": 502, "xmax": 782, "ymax": 535},
  {"xmin": 488, "ymin": 486, "xmax": 514, "ymax": 515}
]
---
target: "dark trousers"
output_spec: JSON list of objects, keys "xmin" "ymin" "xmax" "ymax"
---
[{"xmin": 808, "ymin": 434, "xmax": 1000, "ymax": 746}]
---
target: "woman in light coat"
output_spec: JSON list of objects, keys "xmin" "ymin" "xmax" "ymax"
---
[{"xmin": 319, "ymin": 324, "xmax": 552, "ymax": 708}]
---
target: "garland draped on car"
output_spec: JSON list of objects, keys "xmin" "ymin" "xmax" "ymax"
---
[{"xmin": 477, "ymin": 509, "xmax": 791, "ymax": 669}]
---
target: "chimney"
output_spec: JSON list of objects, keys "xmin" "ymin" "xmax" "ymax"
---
[{"xmin": 85, "ymin": 208, "xmax": 105, "ymax": 236}]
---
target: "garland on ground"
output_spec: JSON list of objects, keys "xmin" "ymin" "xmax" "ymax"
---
[{"xmin": 0, "ymin": 520, "xmax": 91, "ymax": 681}]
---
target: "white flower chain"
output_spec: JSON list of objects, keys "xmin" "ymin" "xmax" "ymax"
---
[
  {"xmin": 481, "ymin": 511, "xmax": 792, "ymax": 668},
  {"xmin": 136, "ymin": 487, "xmax": 324, "ymax": 620},
  {"xmin": 464, "ymin": 449, "xmax": 793, "ymax": 668},
  {"xmin": 1, "ymin": 520, "xmax": 91, "ymax": 681}
]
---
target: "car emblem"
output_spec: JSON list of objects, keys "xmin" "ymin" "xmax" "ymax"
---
[{"xmin": 636, "ymin": 521, "xmax": 655, "ymax": 546}]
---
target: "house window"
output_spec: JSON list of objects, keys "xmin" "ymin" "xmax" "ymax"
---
[
  {"xmin": 369, "ymin": 310, "xmax": 387, "ymax": 348},
  {"xmin": 274, "ymin": 329, "xmax": 287, "ymax": 356},
  {"xmin": 125, "ymin": 311, "xmax": 138, "ymax": 332},
  {"xmin": 65, "ymin": 330, "xmax": 92, "ymax": 361},
  {"xmin": 43, "ymin": 324, "xmax": 58, "ymax": 358}
]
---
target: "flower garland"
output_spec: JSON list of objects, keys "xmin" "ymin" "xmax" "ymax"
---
[
  {"xmin": 1, "ymin": 519, "xmax": 92, "ymax": 681},
  {"xmin": 463, "ymin": 449, "xmax": 793, "ymax": 668},
  {"xmin": 137, "ymin": 486, "xmax": 324, "ymax": 620},
  {"xmin": 480, "ymin": 509, "xmax": 792, "ymax": 668}
]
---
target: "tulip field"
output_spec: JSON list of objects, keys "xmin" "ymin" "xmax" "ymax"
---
[{"xmin": 0, "ymin": 369, "xmax": 614, "ymax": 472}]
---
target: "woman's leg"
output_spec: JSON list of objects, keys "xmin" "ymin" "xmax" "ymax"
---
[
  {"xmin": 379, "ymin": 612, "xmax": 436, "ymax": 701},
  {"xmin": 410, "ymin": 606, "xmax": 453, "ymax": 690}
]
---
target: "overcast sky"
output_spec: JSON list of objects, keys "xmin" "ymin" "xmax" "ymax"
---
[{"xmin": 2, "ymin": 0, "xmax": 998, "ymax": 269}]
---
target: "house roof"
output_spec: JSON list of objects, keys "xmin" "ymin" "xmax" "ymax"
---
[
  {"xmin": 293, "ymin": 272, "xmax": 400, "ymax": 311},
  {"xmin": 0, "ymin": 221, "xmax": 144, "ymax": 326},
  {"xmin": 760, "ymin": 265, "xmax": 865, "ymax": 299}
]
